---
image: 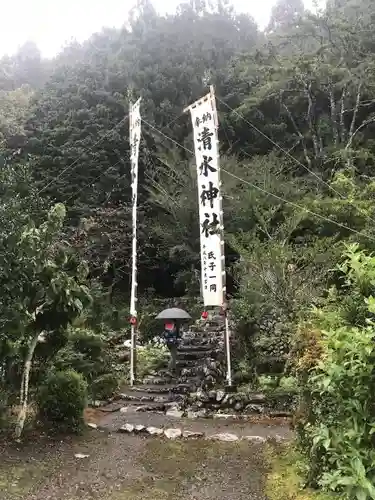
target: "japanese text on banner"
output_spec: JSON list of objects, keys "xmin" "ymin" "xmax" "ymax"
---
[
  {"xmin": 130, "ymin": 98, "xmax": 141, "ymax": 317},
  {"xmin": 190, "ymin": 96, "xmax": 224, "ymax": 306}
]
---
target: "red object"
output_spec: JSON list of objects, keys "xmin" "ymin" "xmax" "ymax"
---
[
  {"xmin": 201, "ymin": 311, "xmax": 208, "ymax": 320},
  {"xmin": 130, "ymin": 316, "xmax": 137, "ymax": 325},
  {"xmin": 165, "ymin": 322, "xmax": 175, "ymax": 331}
]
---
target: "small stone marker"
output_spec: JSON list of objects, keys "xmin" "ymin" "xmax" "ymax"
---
[
  {"xmin": 213, "ymin": 413, "xmax": 235, "ymax": 419},
  {"xmin": 182, "ymin": 430, "xmax": 204, "ymax": 439},
  {"xmin": 242, "ymin": 435, "xmax": 266, "ymax": 443},
  {"xmin": 74, "ymin": 453, "xmax": 90, "ymax": 459},
  {"xmin": 164, "ymin": 428, "xmax": 182, "ymax": 439},
  {"xmin": 166, "ymin": 408, "xmax": 184, "ymax": 418},
  {"xmin": 216, "ymin": 390, "xmax": 225, "ymax": 402},
  {"xmin": 147, "ymin": 426, "xmax": 164, "ymax": 436},
  {"xmin": 208, "ymin": 433, "xmax": 239, "ymax": 442},
  {"xmin": 119, "ymin": 424, "xmax": 135, "ymax": 433},
  {"xmin": 275, "ymin": 434, "xmax": 287, "ymax": 442},
  {"xmin": 134, "ymin": 424, "xmax": 146, "ymax": 433}
]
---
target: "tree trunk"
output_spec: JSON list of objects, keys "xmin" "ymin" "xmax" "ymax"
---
[
  {"xmin": 329, "ymin": 80, "xmax": 339, "ymax": 146},
  {"xmin": 305, "ymin": 82, "xmax": 320, "ymax": 159},
  {"xmin": 283, "ymin": 103, "xmax": 312, "ymax": 168},
  {"xmin": 14, "ymin": 332, "xmax": 39, "ymax": 440},
  {"xmin": 348, "ymin": 82, "xmax": 362, "ymax": 141},
  {"xmin": 346, "ymin": 82, "xmax": 363, "ymax": 168},
  {"xmin": 339, "ymin": 86, "xmax": 347, "ymax": 143}
]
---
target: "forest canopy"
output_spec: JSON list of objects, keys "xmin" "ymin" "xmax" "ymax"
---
[{"xmin": 1, "ymin": 0, "xmax": 375, "ymax": 307}]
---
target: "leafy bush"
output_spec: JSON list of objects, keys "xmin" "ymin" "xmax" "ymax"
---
[
  {"xmin": 37, "ymin": 370, "xmax": 88, "ymax": 433},
  {"xmin": 137, "ymin": 344, "xmax": 169, "ymax": 379},
  {"xmin": 53, "ymin": 328, "xmax": 110, "ymax": 383},
  {"xmin": 91, "ymin": 373, "xmax": 119, "ymax": 400},
  {"xmin": 0, "ymin": 387, "xmax": 9, "ymax": 428},
  {"xmin": 232, "ymin": 358, "xmax": 255, "ymax": 385},
  {"xmin": 257, "ymin": 374, "xmax": 298, "ymax": 393},
  {"xmin": 298, "ymin": 245, "xmax": 375, "ymax": 499}
]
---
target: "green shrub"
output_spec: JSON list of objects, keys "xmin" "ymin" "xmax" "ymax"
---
[
  {"xmin": 91, "ymin": 373, "xmax": 119, "ymax": 400},
  {"xmin": 37, "ymin": 370, "xmax": 88, "ymax": 433},
  {"xmin": 298, "ymin": 245, "xmax": 375, "ymax": 499},
  {"xmin": 0, "ymin": 387, "xmax": 9, "ymax": 428},
  {"xmin": 53, "ymin": 328, "xmax": 109, "ymax": 383},
  {"xmin": 137, "ymin": 344, "xmax": 169, "ymax": 379}
]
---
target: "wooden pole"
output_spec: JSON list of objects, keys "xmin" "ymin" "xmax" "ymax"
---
[
  {"xmin": 129, "ymin": 103, "xmax": 135, "ymax": 387},
  {"xmin": 129, "ymin": 98, "xmax": 141, "ymax": 386},
  {"xmin": 209, "ymin": 85, "xmax": 232, "ymax": 387}
]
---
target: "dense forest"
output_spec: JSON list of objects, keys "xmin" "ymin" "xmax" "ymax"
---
[
  {"xmin": 2, "ymin": 0, "xmax": 375, "ymax": 496},
  {"xmin": 2, "ymin": 0, "xmax": 375, "ymax": 303}
]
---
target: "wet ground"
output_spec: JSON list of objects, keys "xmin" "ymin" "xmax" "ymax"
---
[
  {"xmin": 0, "ymin": 431, "xmax": 270, "ymax": 500},
  {"xmin": 0, "ymin": 406, "xmax": 293, "ymax": 500}
]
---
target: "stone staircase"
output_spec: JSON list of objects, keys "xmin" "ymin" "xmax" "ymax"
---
[
  {"xmin": 91, "ymin": 314, "xmax": 293, "ymax": 442},
  {"xmin": 94, "ymin": 314, "xmax": 294, "ymax": 426},
  {"xmin": 113, "ymin": 315, "xmax": 227, "ymax": 415}
]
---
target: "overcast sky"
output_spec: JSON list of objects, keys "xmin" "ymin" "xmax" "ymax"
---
[{"xmin": 0, "ymin": 0, "xmax": 325, "ymax": 58}]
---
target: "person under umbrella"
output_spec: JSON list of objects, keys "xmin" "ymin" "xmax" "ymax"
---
[
  {"xmin": 156, "ymin": 308, "xmax": 192, "ymax": 376},
  {"xmin": 163, "ymin": 320, "xmax": 179, "ymax": 373}
]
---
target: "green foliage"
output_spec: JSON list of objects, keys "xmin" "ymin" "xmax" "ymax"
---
[
  {"xmin": 0, "ymin": 387, "xmax": 10, "ymax": 428},
  {"xmin": 37, "ymin": 370, "xmax": 88, "ymax": 434},
  {"xmin": 91, "ymin": 373, "xmax": 119, "ymax": 400},
  {"xmin": 53, "ymin": 328, "xmax": 110, "ymax": 384},
  {"xmin": 258, "ymin": 374, "xmax": 298, "ymax": 393},
  {"xmin": 298, "ymin": 246, "xmax": 375, "ymax": 499},
  {"xmin": 0, "ymin": 192, "xmax": 92, "ymax": 391},
  {"xmin": 137, "ymin": 344, "xmax": 169, "ymax": 380},
  {"xmin": 2, "ymin": 5, "xmax": 375, "ymax": 487}
]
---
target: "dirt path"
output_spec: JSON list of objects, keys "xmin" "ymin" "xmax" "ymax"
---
[{"xmin": 0, "ymin": 429, "xmax": 273, "ymax": 500}]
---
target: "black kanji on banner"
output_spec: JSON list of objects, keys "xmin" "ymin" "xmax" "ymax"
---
[
  {"xmin": 199, "ymin": 155, "xmax": 217, "ymax": 177},
  {"xmin": 201, "ymin": 213, "xmax": 220, "ymax": 237},
  {"xmin": 201, "ymin": 181, "xmax": 219, "ymax": 209},
  {"xmin": 198, "ymin": 127, "xmax": 214, "ymax": 151}
]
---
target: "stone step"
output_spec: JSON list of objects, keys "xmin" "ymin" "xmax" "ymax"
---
[
  {"xmin": 142, "ymin": 377, "xmax": 202, "ymax": 389},
  {"xmin": 177, "ymin": 358, "xmax": 214, "ymax": 368},
  {"xmin": 114, "ymin": 402, "xmax": 169, "ymax": 413},
  {"xmin": 189, "ymin": 324, "xmax": 224, "ymax": 332},
  {"xmin": 142, "ymin": 376, "xmax": 176, "ymax": 385},
  {"xmin": 178, "ymin": 345, "xmax": 215, "ymax": 353},
  {"xmin": 179, "ymin": 366, "xmax": 205, "ymax": 377},
  {"xmin": 118, "ymin": 391, "xmax": 178, "ymax": 404},
  {"xmin": 181, "ymin": 338, "xmax": 221, "ymax": 347},
  {"xmin": 129, "ymin": 383, "xmax": 194, "ymax": 395},
  {"xmin": 182, "ymin": 329, "xmax": 222, "ymax": 337},
  {"xmin": 177, "ymin": 350, "xmax": 217, "ymax": 361}
]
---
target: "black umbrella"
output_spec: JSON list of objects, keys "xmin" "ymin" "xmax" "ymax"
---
[{"xmin": 156, "ymin": 308, "xmax": 192, "ymax": 321}]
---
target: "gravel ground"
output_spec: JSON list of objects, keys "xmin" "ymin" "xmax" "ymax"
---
[
  {"xmin": 0, "ymin": 428, "xmax": 273, "ymax": 500},
  {"xmin": 0, "ymin": 405, "xmax": 293, "ymax": 500}
]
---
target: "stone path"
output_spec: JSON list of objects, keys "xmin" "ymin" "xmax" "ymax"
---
[{"xmin": 97, "ymin": 404, "xmax": 292, "ymax": 442}]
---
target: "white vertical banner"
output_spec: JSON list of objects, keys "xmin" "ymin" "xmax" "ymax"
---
[
  {"xmin": 129, "ymin": 97, "xmax": 141, "ymax": 386},
  {"xmin": 186, "ymin": 87, "xmax": 231, "ymax": 386},
  {"xmin": 188, "ymin": 90, "xmax": 225, "ymax": 307}
]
